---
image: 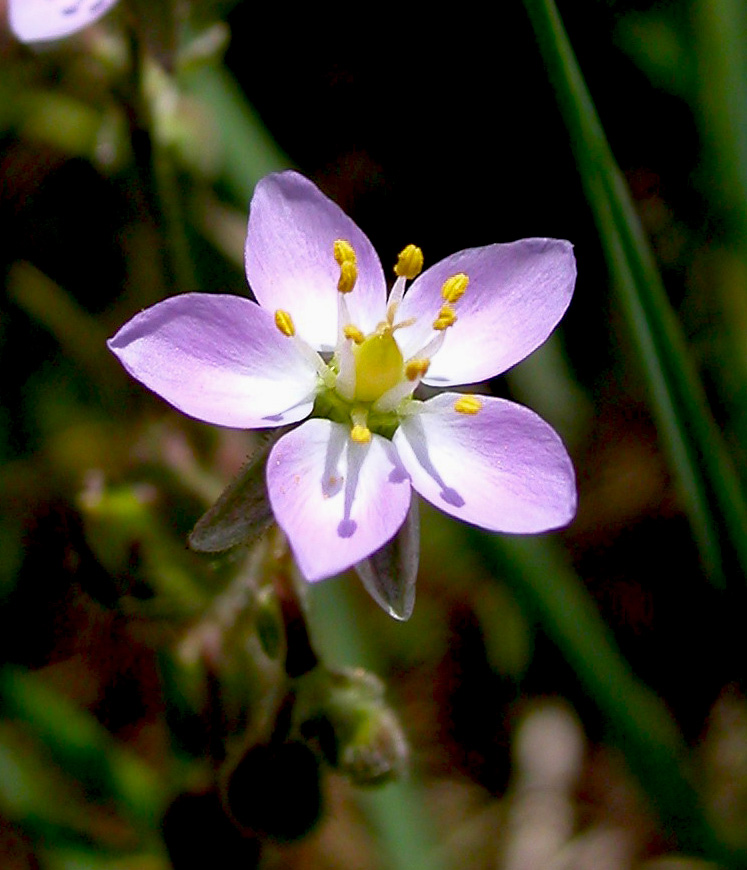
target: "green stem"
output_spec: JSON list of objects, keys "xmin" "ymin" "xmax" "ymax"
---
[
  {"xmin": 125, "ymin": 22, "xmax": 197, "ymax": 294},
  {"xmin": 306, "ymin": 579, "xmax": 448, "ymax": 870}
]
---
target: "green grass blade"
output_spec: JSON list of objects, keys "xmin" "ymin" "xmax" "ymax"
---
[
  {"xmin": 524, "ymin": 0, "xmax": 747, "ymax": 589},
  {"xmin": 180, "ymin": 63, "xmax": 290, "ymax": 205}
]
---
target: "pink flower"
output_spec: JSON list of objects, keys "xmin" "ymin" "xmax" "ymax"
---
[
  {"xmin": 9, "ymin": 0, "xmax": 119, "ymax": 43},
  {"xmin": 109, "ymin": 171, "xmax": 577, "ymax": 615}
]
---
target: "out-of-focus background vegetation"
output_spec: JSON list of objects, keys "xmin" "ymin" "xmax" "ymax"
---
[{"xmin": 3, "ymin": 0, "xmax": 747, "ymax": 867}]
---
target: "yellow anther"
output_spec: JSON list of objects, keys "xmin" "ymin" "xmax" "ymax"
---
[
  {"xmin": 351, "ymin": 424, "xmax": 372, "ymax": 443},
  {"xmin": 405, "ymin": 358, "xmax": 430, "ymax": 381},
  {"xmin": 433, "ymin": 304, "xmax": 457, "ymax": 331},
  {"xmin": 274, "ymin": 309, "xmax": 295, "ymax": 337},
  {"xmin": 441, "ymin": 273, "xmax": 469, "ymax": 304},
  {"xmin": 343, "ymin": 324, "xmax": 366, "ymax": 344},
  {"xmin": 394, "ymin": 244, "xmax": 424, "ymax": 279},
  {"xmin": 337, "ymin": 260, "xmax": 358, "ymax": 294},
  {"xmin": 334, "ymin": 239, "xmax": 357, "ymax": 266},
  {"xmin": 454, "ymin": 394, "xmax": 483, "ymax": 415}
]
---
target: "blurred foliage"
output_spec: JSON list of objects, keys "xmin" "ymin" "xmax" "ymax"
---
[{"xmin": 3, "ymin": 0, "xmax": 747, "ymax": 868}]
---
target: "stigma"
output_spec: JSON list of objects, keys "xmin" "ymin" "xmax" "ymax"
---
[{"xmin": 353, "ymin": 330, "xmax": 404, "ymax": 403}]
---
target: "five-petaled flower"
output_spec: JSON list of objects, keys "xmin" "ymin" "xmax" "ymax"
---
[
  {"xmin": 109, "ymin": 171, "xmax": 577, "ymax": 612},
  {"xmin": 9, "ymin": 0, "xmax": 119, "ymax": 44}
]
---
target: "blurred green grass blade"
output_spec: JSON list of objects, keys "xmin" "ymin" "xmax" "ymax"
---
[
  {"xmin": 0, "ymin": 668, "xmax": 165, "ymax": 829},
  {"xmin": 692, "ymin": 0, "xmax": 747, "ymax": 243},
  {"xmin": 469, "ymin": 531, "xmax": 745, "ymax": 866},
  {"xmin": 180, "ymin": 63, "xmax": 290, "ymax": 205},
  {"xmin": 524, "ymin": 0, "xmax": 747, "ymax": 588}
]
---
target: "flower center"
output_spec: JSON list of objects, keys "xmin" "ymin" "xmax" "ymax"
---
[
  {"xmin": 353, "ymin": 330, "xmax": 404, "ymax": 402},
  {"xmin": 272, "ymin": 240, "xmax": 471, "ymax": 442}
]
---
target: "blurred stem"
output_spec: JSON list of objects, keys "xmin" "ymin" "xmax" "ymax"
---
[
  {"xmin": 470, "ymin": 531, "xmax": 747, "ymax": 867},
  {"xmin": 306, "ymin": 580, "xmax": 448, "ymax": 870},
  {"xmin": 180, "ymin": 63, "xmax": 290, "ymax": 205},
  {"xmin": 7, "ymin": 263, "xmax": 117, "ymax": 409},
  {"xmin": 127, "ymin": 22, "xmax": 197, "ymax": 294},
  {"xmin": 523, "ymin": 0, "xmax": 747, "ymax": 591}
]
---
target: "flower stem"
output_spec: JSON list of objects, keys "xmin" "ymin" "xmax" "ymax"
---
[{"xmin": 124, "ymin": 19, "xmax": 197, "ymax": 294}]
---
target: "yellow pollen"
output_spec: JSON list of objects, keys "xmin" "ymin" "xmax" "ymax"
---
[
  {"xmin": 441, "ymin": 273, "xmax": 469, "ymax": 304},
  {"xmin": 274, "ymin": 309, "xmax": 295, "ymax": 337},
  {"xmin": 394, "ymin": 244, "xmax": 424, "ymax": 279},
  {"xmin": 454, "ymin": 394, "xmax": 483, "ymax": 415},
  {"xmin": 337, "ymin": 259, "xmax": 358, "ymax": 294},
  {"xmin": 343, "ymin": 324, "xmax": 365, "ymax": 344},
  {"xmin": 334, "ymin": 239, "xmax": 357, "ymax": 266},
  {"xmin": 351, "ymin": 424, "xmax": 372, "ymax": 443},
  {"xmin": 433, "ymin": 304, "xmax": 457, "ymax": 331},
  {"xmin": 405, "ymin": 358, "xmax": 430, "ymax": 380}
]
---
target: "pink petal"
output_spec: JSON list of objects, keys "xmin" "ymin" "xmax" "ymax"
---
[
  {"xmin": 267, "ymin": 420, "xmax": 412, "ymax": 581},
  {"xmin": 108, "ymin": 293, "xmax": 318, "ymax": 428},
  {"xmin": 245, "ymin": 171, "xmax": 387, "ymax": 352},
  {"xmin": 9, "ymin": 0, "xmax": 119, "ymax": 42},
  {"xmin": 393, "ymin": 393, "xmax": 576, "ymax": 533},
  {"xmin": 395, "ymin": 239, "xmax": 576, "ymax": 386}
]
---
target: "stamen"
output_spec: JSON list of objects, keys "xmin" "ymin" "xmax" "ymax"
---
[
  {"xmin": 274, "ymin": 309, "xmax": 295, "ymax": 337},
  {"xmin": 351, "ymin": 425, "xmax": 372, "ymax": 443},
  {"xmin": 405, "ymin": 358, "xmax": 430, "ymax": 380},
  {"xmin": 334, "ymin": 239, "xmax": 358, "ymax": 294},
  {"xmin": 337, "ymin": 260, "xmax": 357, "ymax": 294},
  {"xmin": 334, "ymin": 239, "xmax": 357, "ymax": 267},
  {"xmin": 350, "ymin": 407, "xmax": 372, "ymax": 443},
  {"xmin": 389, "ymin": 245, "xmax": 424, "ymax": 311},
  {"xmin": 433, "ymin": 304, "xmax": 457, "ymax": 331},
  {"xmin": 394, "ymin": 244, "xmax": 424, "ymax": 280},
  {"xmin": 441, "ymin": 273, "xmax": 469, "ymax": 304},
  {"xmin": 388, "ymin": 277, "xmax": 407, "ymax": 312},
  {"xmin": 275, "ymin": 309, "xmax": 328, "ymax": 377},
  {"xmin": 411, "ymin": 331, "xmax": 446, "ymax": 364},
  {"xmin": 336, "ymin": 339, "xmax": 356, "ymax": 401},
  {"xmin": 343, "ymin": 324, "xmax": 365, "ymax": 344},
  {"xmin": 373, "ymin": 377, "xmax": 419, "ymax": 413},
  {"xmin": 454, "ymin": 394, "xmax": 483, "ymax": 415}
]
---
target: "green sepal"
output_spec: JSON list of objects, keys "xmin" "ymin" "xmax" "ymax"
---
[{"xmin": 188, "ymin": 434, "xmax": 280, "ymax": 553}]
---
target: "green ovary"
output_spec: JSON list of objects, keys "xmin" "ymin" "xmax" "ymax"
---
[{"xmin": 353, "ymin": 332, "xmax": 404, "ymax": 402}]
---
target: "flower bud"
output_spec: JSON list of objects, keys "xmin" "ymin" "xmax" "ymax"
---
[{"xmin": 296, "ymin": 667, "xmax": 408, "ymax": 786}]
